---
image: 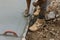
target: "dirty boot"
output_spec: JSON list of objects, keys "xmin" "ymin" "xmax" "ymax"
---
[
  {"xmin": 29, "ymin": 18, "xmax": 45, "ymax": 31},
  {"xmin": 33, "ymin": 6, "xmax": 41, "ymax": 16}
]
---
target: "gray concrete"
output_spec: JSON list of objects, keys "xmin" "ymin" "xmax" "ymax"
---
[
  {"xmin": 0, "ymin": 0, "xmax": 34, "ymax": 40},
  {"xmin": 0, "ymin": 0, "xmax": 27, "ymax": 37},
  {"xmin": 0, "ymin": 0, "xmax": 27, "ymax": 40}
]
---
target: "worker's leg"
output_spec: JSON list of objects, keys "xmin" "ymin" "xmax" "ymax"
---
[{"xmin": 24, "ymin": 0, "xmax": 31, "ymax": 17}]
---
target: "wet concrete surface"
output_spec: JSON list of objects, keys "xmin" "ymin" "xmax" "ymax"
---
[{"xmin": 0, "ymin": 0, "xmax": 31, "ymax": 40}]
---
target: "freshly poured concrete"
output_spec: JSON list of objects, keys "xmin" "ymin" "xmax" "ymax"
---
[
  {"xmin": 0, "ymin": 0, "xmax": 28, "ymax": 38},
  {"xmin": 0, "ymin": 0, "xmax": 34, "ymax": 40}
]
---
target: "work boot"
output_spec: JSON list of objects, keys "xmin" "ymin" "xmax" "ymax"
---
[
  {"xmin": 29, "ymin": 18, "xmax": 45, "ymax": 31},
  {"xmin": 33, "ymin": 6, "xmax": 41, "ymax": 16}
]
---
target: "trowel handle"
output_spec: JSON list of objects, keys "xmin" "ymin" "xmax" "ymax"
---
[{"xmin": 3, "ymin": 31, "xmax": 18, "ymax": 37}]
